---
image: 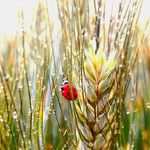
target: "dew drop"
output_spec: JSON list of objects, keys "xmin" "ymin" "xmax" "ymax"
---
[
  {"xmin": 34, "ymin": 131, "xmax": 37, "ymax": 135},
  {"xmin": 24, "ymin": 70, "xmax": 26, "ymax": 74},
  {"xmin": 131, "ymin": 43, "xmax": 135, "ymax": 47},
  {"xmin": 146, "ymin": 103, "xmax": 150, "ymax": 109},
  {"xmin": 52, "ymin": 92, "xmax": 55, "ymax": 97},
  {"xmin": 126, "ymin": 111, "xmax": 130, "ymax": 115},
  {"xmin": 28, "ymin": 140, "xmax": 31, "ymax": 145},
  {"xmin": 58, "ymin": 128, "xmax": 61, "ymax": 132},
  {"xmin": 89, "ymin": 142, "xmax": 93, "ymax": 147},
  {"xmin": 42, "ymin": 86, "xmax": 45, "ymax": 91},
  {"xmin": 41, "ymin": 60, "xmax": 44, "ymax": 66},
  {"xmin": 119, "ymin": 64, "xmax": 123, "ymax": 68},
  {"xmin": 53, "ymin": 110, "xmax": 56, "ymax": 114},
  {"xmin": 17, "ymin": 47, "xmax": 22, "ymax": 52},
  {"xmin": 6, "ymin": 131, "xmax": 9, "ymax": 137},
  {"xmin": 13, "ymin": 111, "xmax": 17, "ymax": 119},
  {"xmin": 9, "ymin": 78, "xmax": 12, "ymax": 81},
  {"xmin": 60, "ymin": 12, "xmax": 64, "ymax": 18},
  {"xmin": 121, "ymin": 55, "xmax": 125, "ymax": 59},
  {"xmin": 138, "ymin": 58, "xmax": 142, "ymax": 62},
  {"xmin": 18, "ymin": 83, "xmax": 23, "ymax": 90},
  {"xmin": 43, "ymin": 44, "xmax": 47, "ymax": 48},
  {"xmin": 51, "ymin": 73, "xmax": 55, "ymax": 77},
  {"xmin": 0, "ymin": 115, "xmax": 3, "ymax": 122},
  {"xmin": 36, "ymin": 54, "xmax": 41, "ymax": 59},
  {"xmin": 28, "ymin": 109, "xmax": 32, "ymax": 115}
]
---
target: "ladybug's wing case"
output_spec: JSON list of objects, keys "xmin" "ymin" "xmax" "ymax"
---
[
  {"xmin": 61, "ymin": 83, "xmax": 78, "ymax": 101},
  {"xmin": 61, "ymin": 84, "xmax": 71, "ymax": 100},
  {"xmin": 65, "ymin": 84, "xmax": 72, "ymax": 100},
  {"xmin": 72, "ymin": 87, "xmax": 77, "ymax": 100}
]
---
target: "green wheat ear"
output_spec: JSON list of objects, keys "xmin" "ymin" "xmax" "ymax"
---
[{"xmin": 76, "ymin": 45, "xmax": 116, "ymax": 149}]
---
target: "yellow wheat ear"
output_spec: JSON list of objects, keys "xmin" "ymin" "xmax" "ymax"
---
[{"xmin": 76, "ymin": 46, "xmax": 116, "ymax": 149}]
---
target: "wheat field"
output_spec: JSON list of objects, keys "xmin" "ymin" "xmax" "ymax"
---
[{"xmin": 0, "ymin": 0, "xmax": 150, "ymax": 149}]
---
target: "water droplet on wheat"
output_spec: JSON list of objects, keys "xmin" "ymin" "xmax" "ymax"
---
[
  {"xmin": 0, "ymin": 115, "xmax": 3, "ymax": 122},
  {"xmin": 43, "ymin": 86, "xmax": 45, "ymax": 91},
  {"xmin": 13, "ymin": 111, "xmax": 17, "ymax": 119},
  {"xmin": 29, "ymin": 81, "xmax": 32, "ymax": 87},
  {"xmin": 53, "ymin": 110, "xmax": 56, "ymax": 114},
  {"xmin": 28, "ymin": 109, "xmax": 32, "ymax": 115},
  {"xmin": 119, "ymin": 64, "xmax": 123, "ymax": 68},
  {"xmin": 18, "ymin": 83, "xmax": 23, "ymax": 90},
  {"xmin": 89, "ymin": 143, "xmax": 93, "ymax": 147},
  {"xmin": 146, "ymin": 103, "xmax": 150, "ymax": 109},
  {"xmin": 59, "ymin": 128, "xmax": 61, "ymax": 132},
  {"xmin": 126, "ymin": 111, "xmax": 130, "ymax": 115},
  {"xmin": 52, "ymin": 92, "xmax": 55, "ymax": 97},
  {"xmin": 121, "ymin": 55, "xmax": 125, "ymax": 59},
  {"xmin": 139, "ymin": 58, "xmax": 142, "ymax": 62}
]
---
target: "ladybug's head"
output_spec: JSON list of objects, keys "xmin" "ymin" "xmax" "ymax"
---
[
  {"xmin": 60, "ymin": 81, "xmax": 68, "ymax": 92},
  {"xmin": 62, "ymin": 81, "xmax": 69, "ymax": 86}
]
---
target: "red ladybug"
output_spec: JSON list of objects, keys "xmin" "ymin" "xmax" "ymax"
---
[{"xmin": 60, "ymin": 81, "xmax": 77, "ymax": 101}]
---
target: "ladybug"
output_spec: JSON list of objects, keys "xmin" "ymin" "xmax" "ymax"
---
[{"xmin": 60, "ymin": 81, "xmax": 77, "ymax": 101}]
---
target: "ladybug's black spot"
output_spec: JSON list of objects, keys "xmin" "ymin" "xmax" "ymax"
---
[
  {"xmin": 74, "ymin": 95, "xmax": 77, "ymax": 98},
  {"xmin": 67, "ymin": 92, "xmax": 70, "ymax": 96},
  {"xmin": 61, "ymin": 87, "xmax": 64, "ymax": 91}
]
